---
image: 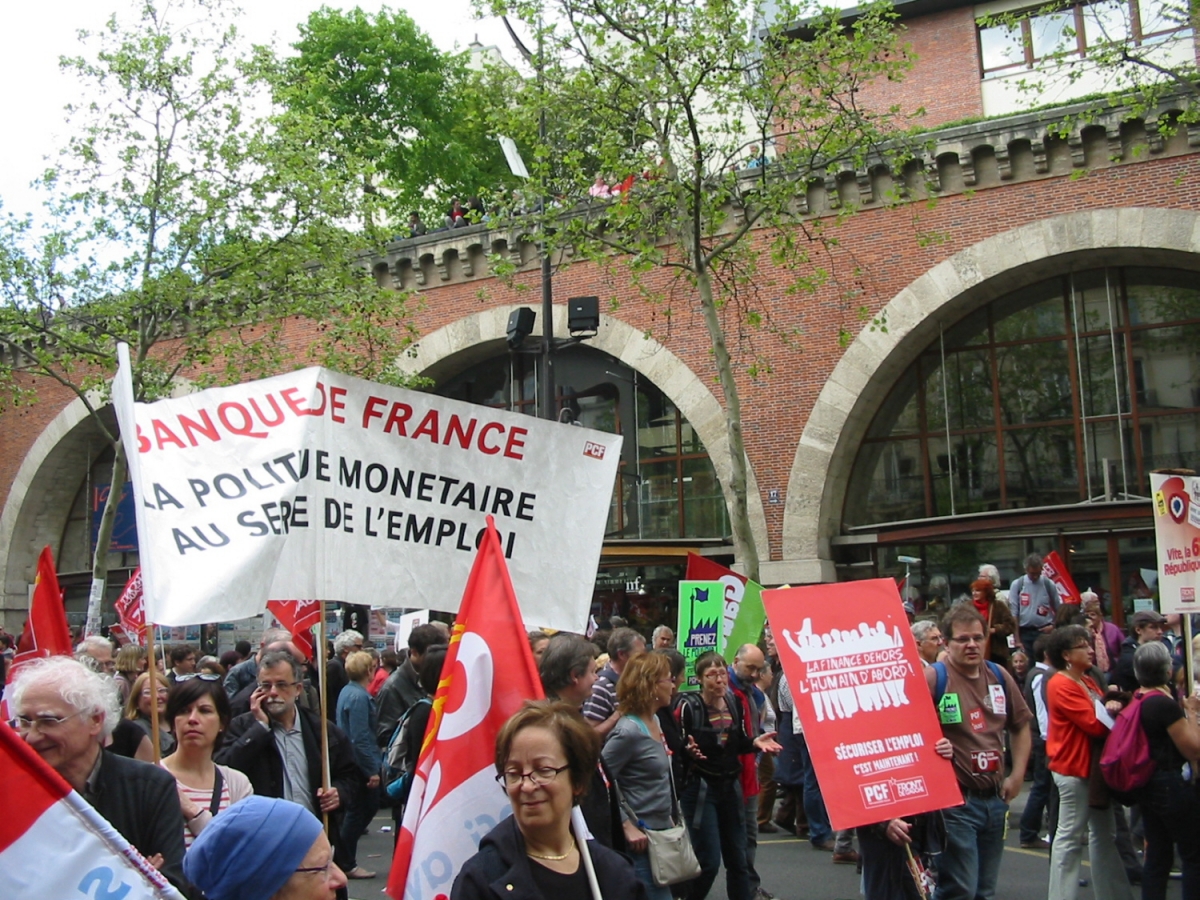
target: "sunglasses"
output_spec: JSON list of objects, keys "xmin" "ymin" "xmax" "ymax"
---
[{"xmin": 175, "ymin": 673, "xmax": 221, "ymax": 682}]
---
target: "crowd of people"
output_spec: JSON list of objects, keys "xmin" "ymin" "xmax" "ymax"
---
[{"xmin": 4, "ymin": 553, "xmax": 1200, "ymax": 900}]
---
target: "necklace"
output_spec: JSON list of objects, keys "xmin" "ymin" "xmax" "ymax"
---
[{"xmin": 527, "ymin": 846, "xmax": 576, "ymax": 861}]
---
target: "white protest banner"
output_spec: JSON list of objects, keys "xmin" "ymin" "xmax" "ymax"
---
[
  {"xmin": 111, "ymin": 361, "xmax": 622, "ymax": 631},
  {"xmin": 386, "ymin": 608, "xmax": 430, "ymax": 654},
  {"xmin": 1150, "ymin": 472, "xmax": 1200, "ymax": 615}
]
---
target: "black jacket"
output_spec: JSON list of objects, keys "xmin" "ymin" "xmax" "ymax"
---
[
  {"xmin": 376, "ymin": 659, "xmax": 425, "ymax": 746},
  {"xmin": 450, "ymin": 814, "xmax": 648, "ymax": 900},
  {"xmin": 1111, "ymin": 637, "xmax": 1139, "ymax": 693},
  {"xmin": 215, "ymin": 706, "xmax": 363, "ymax": 814},
  {"xmin": 92, "ymin": 749, "xmax": 192, "ymax": 896}
]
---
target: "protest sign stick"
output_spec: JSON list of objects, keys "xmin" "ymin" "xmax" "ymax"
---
[
  {"xmin": 571, "ymin": 807, "xmax": 602, "ymax": 900},
  {"xmin": 146, "ymin": 623, "xmax": 161, "ymax": 763},
  {"xmin": 316, "ymin": 600, "xmax": 332, "ymax": 832},
  {"xmin": 1186, "ymin": 614, "xmax": 1195, "ymax": 714}
]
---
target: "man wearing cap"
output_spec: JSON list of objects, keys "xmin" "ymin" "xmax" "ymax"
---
[
  {"xmin": 1008, "ymin": 553, "xmax": 1061, "ymax": 656},
  {"xmin": 216, "ymin": 650, "xmax": 363, "ymax": 875},
  {"xmin": 8, "ymin": 657, "xmax": 192, "ymax": 895},
  {"xmin": 1110, "ymin": 610, "xmax": 1168, "ymax": 693},
  {"xmin": 186, "ymin": 796, "xmax": 347, "ymax": 900}
]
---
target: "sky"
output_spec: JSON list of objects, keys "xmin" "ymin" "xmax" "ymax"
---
[{"xmin": 0, "ymin": 0, "xmax": 517, "ymax": 222}]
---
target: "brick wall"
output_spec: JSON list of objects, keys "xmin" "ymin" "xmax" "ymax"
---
[{"xmin": 4, "ymin": 152, "xmax": 1200, "ymax": 563}]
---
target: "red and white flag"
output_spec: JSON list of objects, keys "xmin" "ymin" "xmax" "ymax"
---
[
  {"xmin": 11, "ymin": 546, "xmax": 72, "ymax": 677},
  {"xmin": 266, "ymin": 600, "xmax": 322, "ymax": 661},
  {"xmin": 387, "ymin": 516, "xmax": 544, "ymax": 900},
  {"xmin": 0, "ymin": 720, "xmax": 183, "ymax": 898},
  {"xmin": 1043, "ymin": 551, "xmax": 1083, "ymax": 605},
  {"xmin": 114, "ymin": 568, "xmax": 147, "ymax": 645}
]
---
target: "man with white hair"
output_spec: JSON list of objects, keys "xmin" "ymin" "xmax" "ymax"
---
[
  {"xmin": 75, "ymin": 634, "xmax": 116, "ymax": 675},
  {"xmin": 652, "ymin": 624, "xmax": 675, "ymax": 650},
  {"xmin": 9, "ymin": 656, "xmax": 189, "ymax": 892}
]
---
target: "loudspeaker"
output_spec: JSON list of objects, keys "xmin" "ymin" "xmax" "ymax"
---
[
  {"xmin": 568, "ymin": 296, "xmax": 599, "ymax": 334},
  {"xmin": 506, "ymin": 307, "xmax": 536, "ymax": 348}
]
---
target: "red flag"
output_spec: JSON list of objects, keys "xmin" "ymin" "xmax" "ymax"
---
[
  {"xmin": 0, "ymin": 721, "xmax": 182, "ymax": 897},
  {"xmin": 388, "ymin": 516, "xmax": 543, "ymax": 900},
  {"xmin": 114, "ymin": 569, "xmax": 146, "ymax": 645},
  {"xmin": 266, "ymin": 600, "xmax": 321, "ymax": 661},
  {"xmin": 11, "ymin": 547, "xmax": 71, "ymax": 678},
  {"xmin": 1042, "ymin": 551, "xmax": 1083, "ymax": 606}
]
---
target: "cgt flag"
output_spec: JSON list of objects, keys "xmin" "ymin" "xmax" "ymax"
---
[
  {"xmin": 388, "ymin": 516, "xmax": 543, "ymax": 900},
  {"xmin": 11, "ymin": 546, "xmax": 72, "ymax": 676},
  {"xmin": 0, "ymin": 720, "xmax": 183, "ymax": 899},
  {"xmin": 266, "ymin": 600, "xmax": 322, "ymax": 661},
  {"xmin": 1042, "ymin": 551, "xmax": 1083, "ymax": 606}
]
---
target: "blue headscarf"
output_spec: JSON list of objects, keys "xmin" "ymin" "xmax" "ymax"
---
[{"xmin": 184, "ymin": 796, "xmax": 324, "ymax": 900}]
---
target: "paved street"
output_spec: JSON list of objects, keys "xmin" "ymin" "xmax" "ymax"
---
[{"xmin": 348, "ymin": 793, "xmax": 1185, "ymax": 900}]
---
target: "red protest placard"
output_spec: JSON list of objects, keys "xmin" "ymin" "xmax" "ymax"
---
[{"xmin": 763, "ymin": 579, "xmax": 961, "ymax": 830}]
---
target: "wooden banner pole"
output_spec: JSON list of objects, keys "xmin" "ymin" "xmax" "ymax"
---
[
  {"xmin": 146, "ymin": 624, "xmax": 162, "ymax": 763},
  {"xmin": 316, "ymin": 600, "xmax": 332, "ymax": 832}
]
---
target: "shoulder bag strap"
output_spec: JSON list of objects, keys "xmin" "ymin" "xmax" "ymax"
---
[{"xmin": 210, "ymin": 765, "xmax": 225, "ymax": 817}]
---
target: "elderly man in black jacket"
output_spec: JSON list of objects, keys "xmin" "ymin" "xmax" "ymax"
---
[
  {"xmin": 9, "ymin": 656, "xmax": 191, "ymax": 895},
  {"xmin": 216, "ymin": 649, "xmax": 365, "ymax": 877}
]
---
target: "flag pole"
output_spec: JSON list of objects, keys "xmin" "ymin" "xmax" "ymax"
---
[
  {"xmin": 316, "ymin": 600, "xmax": 332, "ymax": 832},
  {"xmin": 146, "ymin": 623, "xmax": 161, "ymax": 763},
  {"xmin": 571, "ymin": 807, "xmax": 602, "ymax": 900}
]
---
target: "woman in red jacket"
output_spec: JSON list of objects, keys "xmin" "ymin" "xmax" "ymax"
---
[{"xmin": 1045, "ymin": 624, "xmax": 1132, "ymax": 900}]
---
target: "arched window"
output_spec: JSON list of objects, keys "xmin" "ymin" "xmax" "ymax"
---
[
  {"xmin": 845, "ymin": 266, "xmax": 1200, "ymax": 528},
  {"xmin": 437, "ymin": 345, "xmax": 729, "ymax": 539}
]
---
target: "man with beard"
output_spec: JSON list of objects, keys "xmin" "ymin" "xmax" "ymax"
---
[{"xmin": 216, "ymin": 650, "xmax": 362, "ymax": 878}]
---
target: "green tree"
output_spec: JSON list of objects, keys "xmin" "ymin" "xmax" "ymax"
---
[
  {"xmin": 482, "ymin": 0, "xmax": 912, "ymax": 583},
  {"xmin": 284, "ymin": 5, "xmax": 515, "ymax": 224},
  {"xmin": 0, "ymin": 0, "xmax": 418, "ymax": 631}
]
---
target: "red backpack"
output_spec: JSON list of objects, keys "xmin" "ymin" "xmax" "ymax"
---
[{"xmin": 1099, "ymin": 690, "xmax": 1156, "ymax": 802}]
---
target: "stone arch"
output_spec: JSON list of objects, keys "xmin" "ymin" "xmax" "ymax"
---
[
  {"xmin": 0, "ymin": 396, "xmax": 112, "ymax": 623},
  {"xmin": 779, "ymin": 207, "xmax": 1200, "ymax": 585},
  {"xmin": 400, "ymin": 307, "xmax": 769, "ymax": 562}
]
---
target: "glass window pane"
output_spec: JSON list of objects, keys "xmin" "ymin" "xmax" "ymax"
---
[
  {"xmin": 979, "ymin": 23, "xmax": 1026, "ymax": 71},
  {"xmin": 925, "ymin": 350, "xmax": 994, "ymax": 432},
  {"xmin": 1071, "ymin": 269, "xmax": 1122, "ymax": 332},
  {"xmin": 1004, "ymin": 425, "xmax": 1080, "ymax": 507},
  {"xmin": 995, "ymin": 340, "xmax": 1074, "ymax": 423},
  {"xmin": 1031, "ymin": 11, "xmax": 1077, "ymax": 58},
  {"xmin": 844, "ymin": 440, "xmax": 925, "ymax": 527},
  {"xmin": 1126, "ymin": 270, "xmax": 1200, "ymax": 325},
  {"xmin": 682, "ymin": 457, "xmax": 729, "ymax": 538},
  {"xmin": 928, "ymin": 432, "xmax": 1000, "ymax": 516},
  {"xmin": 993, "ymin": 280, "xmax": 1067, "ymax": 342},
  {"xmin": 1083, "ymin": 0, "xmax": 1131, "ymax": 44},
  {"xmin": 638, "ymin": 460, "xmax": 680, "ymax": 538},
  {"xmin": 1139, "ymin": 412, "xmax": 1200, "ymax": 473},
  {"xmin": 1138, "ymin": 0, "xmax": 1188, "ymax": 36},
  {"xmin": 942, "ymin": 307, "xmax": 990, "ymax": 349},
  {"xmin": 867, "ymin": 367, "xmax": 921, "ymax": 438},
  {"xmin": 1130, "ymin": 326, "xmax": 1200, "ymax": 410},
  {"xmin": 1084, "ymin": 419, "xmax": 1135, "ymax": 498},
  {"xmin": 1078, "ymin": 334, "xmax": 1129, "ymax": 416},
  {"xmin": 638, "ymin": 395, "xmax": 678, "ymax": 459}
]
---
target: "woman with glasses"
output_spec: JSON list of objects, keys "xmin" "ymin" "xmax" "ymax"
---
[
  {"xmin": 185, "ymin": 795, "xmax": 347, "ymax": 900},
  {"xmin": 451, "ymin": 700, "xmax": 646, "ymax": 900},
  {"xmin": 602, "ymin": 651, "xmax": 682, "ymax": 900},
  {"xmin": 160, "ymin": 675, "xmax": 252, "ymax": 847},
  {"xmin": 1045, "ymin": 625, "xmax": 1131, "ymax": 900},
  {"xmin": 123, "ymin": 671, "xmax": 176, "ymax": 756}
]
